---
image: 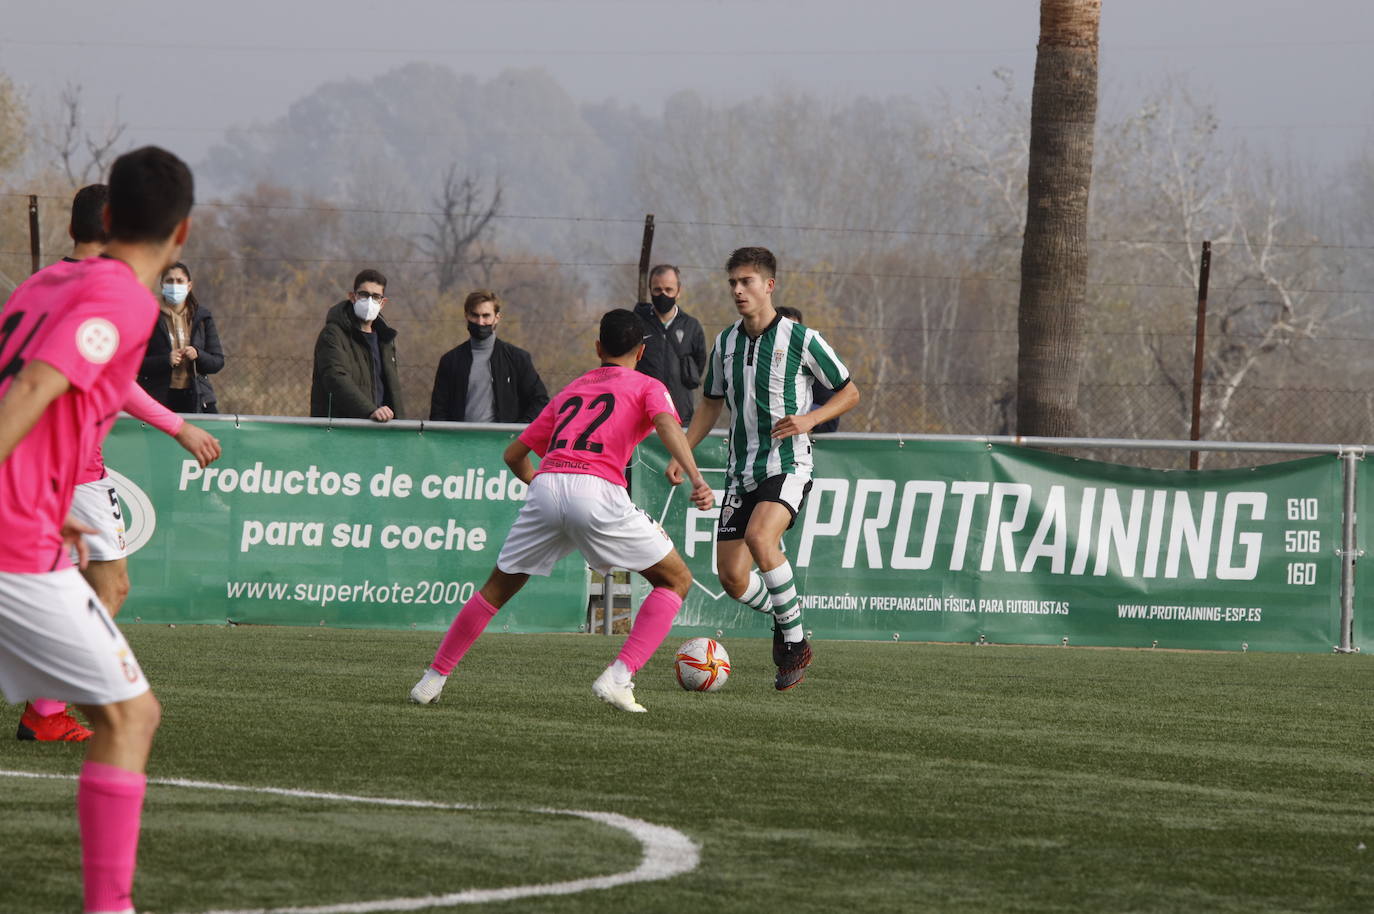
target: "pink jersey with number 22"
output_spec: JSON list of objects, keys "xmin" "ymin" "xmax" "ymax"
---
[{"xmin": 519, "ymin": 364, "xmax": 678, "ymax": 488}]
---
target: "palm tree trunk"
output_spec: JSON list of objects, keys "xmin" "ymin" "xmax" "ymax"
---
[{"xmin": 1016, "ymin": 0, "xmax": 1101, "ymax": 437}]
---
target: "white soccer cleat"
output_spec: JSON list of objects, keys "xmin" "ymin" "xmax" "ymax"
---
[
  {"xmin": 409, "ymin": 669, "xmax": 448, "ymax": 705},
  {"xmin": 592, "ymin": 666, "xmax": 648, "ymax": 713}
]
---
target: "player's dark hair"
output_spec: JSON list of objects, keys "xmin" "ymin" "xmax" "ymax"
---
[
  {"xmin": 70, "ymin": 184, "xmax": 109, "ymax": 245},
  {"xmin": 725, "ymin": 246, "xmax": 776, "ymax": 279},
  {"xmin": 353, "ymin": 268, "xmax": 387, "ymax": 292},
  {"xmin": 649, "ymin": 264, "xmax": 680, "ymax": 283},
  {"xmin": 600, "ymin": 308, "xmax": 645, "ymax": 357},
  {"xmin": 107, "ymin": 146, "xmax": 194, "ymax": 244},
  {"xmin": 775, "ymin": 306, "xmax": 803, "ymax": 323},
  {"xmin": 162, "ymin": 261, "xmax": 201, "ymax": 321}
]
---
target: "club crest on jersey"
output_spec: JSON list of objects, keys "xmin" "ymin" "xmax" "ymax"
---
[
  {"xmin": 772, "ymin": 348, "xmax": 785, "ymax": 369},
  {"xmin": 118, "ymin": 648, "xmax": 141, "ymax": 683},
  {"xmin": 76, "ymin": 318, "xmax": 119, "ymax": 364}
]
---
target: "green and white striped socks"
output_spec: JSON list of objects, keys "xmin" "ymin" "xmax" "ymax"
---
[
  {"xmin": 738, "ymin": 570, "xmax": 771, "ymax": 613},
  {"xmin": 761, "ymin": 561, "xmax": 804, "ymax": 643}
]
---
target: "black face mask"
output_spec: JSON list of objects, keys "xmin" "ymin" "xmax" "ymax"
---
[
  {"xmin": 467, "ymin": 321, "xmax": 494, "ymax": 341},
  {"xmin": 651, "ymin": 294, "xmax": 676, "ymax": 315}
]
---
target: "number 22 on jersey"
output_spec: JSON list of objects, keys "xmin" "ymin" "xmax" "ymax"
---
[{"xmin": 550, "ymin": 393, "xmax": 616, "ymax": 453}]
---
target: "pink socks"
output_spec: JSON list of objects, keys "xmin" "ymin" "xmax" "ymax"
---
[
  {"xmin": 77, "ymin": 760, "xmax": 147, "ymax": 914},
  {"xmin": 32, "ymin": 698, "xmax": 66, "ymax": 717},
  {"xmin": 615, "ymin": 587, "xmax": 683, "ymax": 673},
  {"xmin": 431, "ymin": 586, "xmax": 681, "ymax": 677},
  {"xmin": 431, "ymin": 592, "xmax": 500, "ymax": 675}
]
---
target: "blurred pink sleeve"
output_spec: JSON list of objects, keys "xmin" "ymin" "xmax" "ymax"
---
[{"xmin": 122, "ymin": 382, "xmax": 184, "ymax": 436}]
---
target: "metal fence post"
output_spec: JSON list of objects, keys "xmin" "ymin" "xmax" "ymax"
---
[
  {"xmin": 1338, "ymin": 448, "xmax": 1362, "ymax": 653},
  {"xmin": 28, "ymin": 195, "xmax": 41, "ymax": 275},
  {"xmin": 604, "ymin": 569, "xmax": 615, "ymax": 636}
]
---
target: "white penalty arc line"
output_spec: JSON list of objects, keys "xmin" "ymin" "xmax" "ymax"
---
[{"xmin": 0, "ymin": 769, "xmax": 700, "ymax": 913}]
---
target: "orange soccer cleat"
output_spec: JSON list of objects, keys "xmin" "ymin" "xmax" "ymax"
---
[{"xmin": 16, "ymin": 703, "xmax": 93, "ymax": 742}]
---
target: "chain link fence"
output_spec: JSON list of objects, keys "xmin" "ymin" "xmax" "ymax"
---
[{"xmin": 4, "ymin": 191, "xmax": 1373, "ymax": 472}]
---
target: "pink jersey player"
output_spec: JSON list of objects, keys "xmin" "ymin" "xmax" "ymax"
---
[
  {"xmin": 411, "ymin": 309, "xmax": 714, "ymax": 713},
  {"xmin": 0, "ymin": 146, "xmax": 196, "ymax": 914},
  {"xmin": 519, "ymin": 364, "xmax": 681, "ymax": 487},
  {"xmin": 0, "ymin": 258, "xmax": 159, "ymax": 573},
  {"xmin": 15, "ymin": 221, "xmax": 219, "ymax": 749}
]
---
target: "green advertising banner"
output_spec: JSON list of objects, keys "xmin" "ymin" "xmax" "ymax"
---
[
  {"xmin": 632, "ymin": 437, "xmax": 1346, "ymax": 652},
  {"xmin": 103, "ymin": 418, "xmax": 587, "ymax": 631}
]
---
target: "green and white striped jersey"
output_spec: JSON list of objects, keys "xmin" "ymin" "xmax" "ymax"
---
[{"xmin": 703, "ymin": 314, "xmax": 850, "ymax": 491}]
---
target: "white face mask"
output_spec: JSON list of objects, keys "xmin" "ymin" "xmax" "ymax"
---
[
  {"xmin": 352, "ymin": 295, "xmax": 382, "ymax": 322},
  {"xmin": 162, "ymin": 283, "xmax": 189, "ymax": 305}
]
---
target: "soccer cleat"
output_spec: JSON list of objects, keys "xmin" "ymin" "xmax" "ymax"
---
[
  {"xmin": 408, "ymin": 669, "xmax": 448, "ymax": 705},
  {"xmin": 774, "ymin": 637, "xmax": 813, "ymax": 691},
  {"xmin": 772, "ymin": 625, "xmax": 785, "ymax": 666},
  {"xmin": 592, "ymin": 666, "xmax": 648, "ymax": 713},
  {"xmin": 16, "ymin": 703, "xmax": 92, "ymax": 742}
]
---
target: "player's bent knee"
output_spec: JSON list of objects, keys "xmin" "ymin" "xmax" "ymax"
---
[
  {"xmin": 108, "ymin": 576, "xmax": 132, "ymax": 614},
  {"xmin": 641, "ymin": 552, "xmax": 692, "ymax": 597},
  {"xmin": 718, "ymin": 569, "xmax": 750, "ymax": 600},
  {"xmin": 743, "ymin": 528, "xmax": 780, "ymax": 561},
  {"xmin": 83, "ymin": 560, "xmax": 132, "ymax": 615},
  {"xmin": 80, "ymin": 691, "xmax": 162, "ymax": 745}
]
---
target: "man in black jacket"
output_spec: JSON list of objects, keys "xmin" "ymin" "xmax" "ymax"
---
[
  {"xmin": 633, "ymin": 264, "xmax": 707, "ymax": 425},
  {"xmin": 430, "ymin": 290, "xmax": 549, "ymax": 423},
  {"xmin": 310, "ymin": 269, "xmax": 404, "ymax": 421}
]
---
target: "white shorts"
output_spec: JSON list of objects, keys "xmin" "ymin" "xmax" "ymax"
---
[
  {"xmin": 69, "ymin": 477, "xmax": 127, "ymax": 562},
  {"xmin": 0, "ymin": 568, "xmax": 149, "ymax": 706},
  {"xmin": 497, "ymin": 473, "xmax": 674, "ymax": 576}
]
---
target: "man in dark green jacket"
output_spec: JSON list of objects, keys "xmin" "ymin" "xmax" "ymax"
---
[{"xmin": 309, "ymin": 269, "xmax": 405, "ymax": 421}]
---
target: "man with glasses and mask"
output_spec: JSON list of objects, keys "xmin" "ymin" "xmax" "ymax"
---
[
  {"xmin": 310, "ymin": 268, "xmax": 404, "ymax": 422},
  {"xmin": 633, "ymin": 264, "xmax": 706, "ymax": 425},
  {"xmin": 429, "ymin": 289, "xmax": 548, "ymax": 423}
]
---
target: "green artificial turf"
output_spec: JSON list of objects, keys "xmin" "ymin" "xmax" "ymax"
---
[{"xmin": 2, "ymin": 626, "xmax": 1372, "ymax": 913}]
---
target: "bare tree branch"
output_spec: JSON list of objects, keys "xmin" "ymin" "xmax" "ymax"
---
[{"xmin": 421, "ymin": 165, "xmax": 502, "ymax": 295}]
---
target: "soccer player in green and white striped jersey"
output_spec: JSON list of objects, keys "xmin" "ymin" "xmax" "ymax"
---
[{"xmin": 668, "ymin": 247, "xmax": 859, "ymax": 690}]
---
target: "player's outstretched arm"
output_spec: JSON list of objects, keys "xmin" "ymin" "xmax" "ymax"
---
[
  {"xmin": 666, "ymin": 396, "xmax": 723, "ymax": 485},
  {"xmin": 122, "ymin": 379, "xmax": 183, "ymax": 435},
  {"xmin": 772, "ymin": 380, "xmax": 860, "ymax": 439},
  {"xmin": 654, "ymin": 413, "xmax": 714, "ymax": 511},
  {"xmin": 0, "ymin": 361, "xmax": 71, "ymax": 465},
  {"xmin": 121, "ymin": 383, "xmax": 222, "ymax": 467},
  {"xmin": 503, "ymin": 439, "xmax": 536, "ymax": 485}
]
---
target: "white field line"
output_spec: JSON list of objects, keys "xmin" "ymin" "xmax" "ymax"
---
[{"xmin": 0, "ymin": 769, "xmax": 700, "ymax": 913}]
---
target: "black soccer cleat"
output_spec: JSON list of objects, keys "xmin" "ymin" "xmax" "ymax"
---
[{"xmin": 774, "ymin": 636, "xmax": 813, "ymax": 691}]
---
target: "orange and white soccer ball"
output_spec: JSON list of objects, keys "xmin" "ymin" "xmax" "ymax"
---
[{"xmin": 674, "ymin": 637, "xmax": 731, "ymax": 692}]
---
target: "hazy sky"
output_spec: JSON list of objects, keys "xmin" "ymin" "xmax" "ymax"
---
[{"xmin": 3, "ymin": 0, "xmax": 1372, "ymax": 176}]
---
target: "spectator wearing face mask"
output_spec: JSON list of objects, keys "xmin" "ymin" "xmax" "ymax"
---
[
  {"xmin": 137, "ymin": 260, "xmax": 225, "ymax": 413},
  {"xmin": 633, "ymin": 264, "xmax": 706, "ymax": 425},
  {"xmin": 430, "ymin": 290, "xmax": 548, "ymax": 423},
  {"xmin": 310, "ymin": 268, "xmax": 404, "ymax": 421}
]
